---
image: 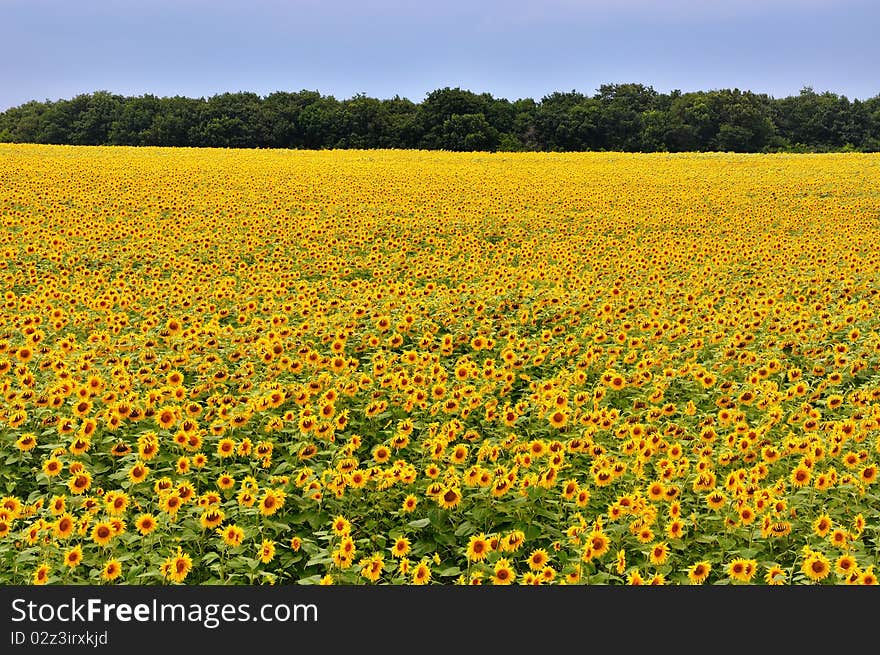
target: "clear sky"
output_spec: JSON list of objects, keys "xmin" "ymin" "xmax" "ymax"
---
[{"xmin": 2, "ymin": 0, "xmax": 878, "ymax": 110}]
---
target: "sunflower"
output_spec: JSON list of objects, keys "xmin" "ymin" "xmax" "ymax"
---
[
  {"xmin": 258, "ymin": 489, "xmax": 284, "ymax": 516},
  {"xmin": 159, "ymin": 492, "xmax": 183, "ymax": 516},
  {"xmin": 218, "ymin": 524, "xmax": 245, "ymax": 547},
  {"xmin": 390, "ymin": 537, "xmax": 411, "ymax": 558},
  {"xmin": 33, "ymin": 563, "xmax": 51, "ymax": 585},
  {"xmin": 802, "ymin": 550, "xmax": 831, "ymax": 582},
  {"xmin": 436, "ymin": 486, "xmax": 462, "ymax": 509},
  {"xmin": 859, "ymin": 567, "xmax": 877, "ymax": 585},
  {"xmin": 101, "ymin": 559, "xmax": 123, "ymax": 582},
  {"xmin": 829, "ymin": 528, "xmax": 849, "ymax": 548},
  {"xmin": 503, "ymin": 530, "xmax": 526, "ymax": 552},
  {"xmin": 134, "ymin": 513, "xmax": 157, "ymax": 536},
  {"xmin": 216, "ymin": 438, "xmax": 236, "ymax": 458},
  {"xmin": 331, "ymin": 515, "xmax": 351, "ymax": 536},
  {"xmin": 259, "ymin": 539, "xmax": 276, "ymax": 564},
  {"xmin": 706, "ymin": 491, "xmax": 726, "ymax": 510},
  {"xmin": 635, "ymin": 527, "xmax": 655, "ymax": 544},
  {"xmin": 649, "ymin": 573, "xmax": 666, "ymax": 585},
  {"xmin": 791, "ymin": 464, "xmax": 811, "ymax": 488},
  {"xmin": 163, "ymin": 547, "xmax": 192, "ymax": 583},
  {"xmin": 492, "ymin": 558, "xmax": 515, "ymax": 585},
  {"xmin": 665, "ymin": 519, "xmax": 685, "ymax": 539},
  {"xmin": 63, "ymin": 544, "xmax": 83, "ymax": 569},
  {"xmin": 91, "ymin": 522, "xmax": 114, "ymax": 547},
  {"xmin": 527, "ymin": 548, "xmax": 550, "ymax": 571},
  {"xmin": 450, "ymin": 444, "xmax": 468, "ymax": 465},
  {"xmin": 68, "ymin": 472, "xmax": 92, "ymax": 495},
  {"xmin": 649, "ymin": 542, "xmax": 669, "ymax": 566},
  {"xmin": 764, "ymin": 565, "xmax": 786, "ymax": 585},
  {"xmin": 627, "ymin": 569, "xmax": 645, "ymax": 585},
  {"xmin": 587, "ymin": 530, "xmax": 610, "ymax": 558},
  {"xmin": 412, "ymin": 559, "xmax": 431, "ymax": 585},
  {"xmin": 547, "ymin": 409, "xmax": 568, "ymax": 429},
  {"xmin": 466, "ymin": 533, "xmax": 490, "ymax": 562},
  {"xmin": 200, "ymin": 508, "xmax": 225, "ymax": 530},
  {"xmin": 835, "ymin": 554, "xmax": 858, "ymax": 577},
  {"xmin": 687, "ymin": 561, "xmax": 711, "ymax": 585},
  {"xmin": 727, "ymin": 558, "xmax": 757, "ymax": 583},
  {"xmin": 156, "ymin": 407, "xmax": 177, "ymax": 431},
  {"xmin": 359, "ymin": 554, "xmax": 384, "ymax": 583},
  {"xmin": 813, "ymin": 513, "xmax": 832, "ymax": 538},
  {"xmin": 401, "ymin": 495, "xmax": 418, "ymax": 512},
  {"xmin": 105, "ymin": 491, "xmax": 129, "ymax": 516},
  {"xmin": 372, "ymin": 445, "xmax": 391, "ymax": 464},
  {"xmin": 127, "ymin": 461, "xmax": 149, "ymax": 484},
  {"xmin": 615, "ymin": 549, "xmax": 627, "ymax": 575},
  {"xmin": 43, "ymin": 458, "xmax": 63, "ymax": 477},
  {"xmin": 853, "ymin": 513, "xmax": 866, "ymax": 536},
  {"xmin": 647, "ymin": 481, "xmax": 665, "ymax": 501},
  {"xmin": 15, "ymin": 433, "xmax": 37, "ymax": 451},
  {"xmin": 54, "ymin": 514, "xmax": 76, "ymax": 540}
]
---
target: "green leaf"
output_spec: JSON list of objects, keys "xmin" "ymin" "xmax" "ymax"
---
[
  {"xmin": 454, "ymin": 521, "xmax": 476, "ymax": 537},
  {"xmin": 305, "ymin": 554, "xmax": 332, "ymax": 567}
]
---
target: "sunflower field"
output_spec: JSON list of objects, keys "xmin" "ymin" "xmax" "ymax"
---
[{"xmin": 2, "ymin": 144, "xmax": 880, "ymax": 585}]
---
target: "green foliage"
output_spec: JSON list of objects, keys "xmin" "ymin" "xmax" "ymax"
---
[{"xmin": 1, "ymin": 84, "xmax": 878, "ymax": 152}]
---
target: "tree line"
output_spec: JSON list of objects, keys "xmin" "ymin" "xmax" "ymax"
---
[{"xmin": 1, "ymin": 84, "xmax": 878, "ymax": 152}]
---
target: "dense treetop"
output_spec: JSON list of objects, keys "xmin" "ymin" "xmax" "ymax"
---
[{"xmin": 1, "ymin": 84, "xmax": 878, "ymax": 152}]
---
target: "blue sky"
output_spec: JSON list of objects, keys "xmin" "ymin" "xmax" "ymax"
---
[{"xmin": 2, "ymin": 0, "xmax": 878, "ymax": 110}]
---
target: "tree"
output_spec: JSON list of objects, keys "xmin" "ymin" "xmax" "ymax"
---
[
  {"xmin": 69, "ymin": 91, "xmax": 123, "ymax": 145},
  {"xmin": 0, "ymin": 84, "xmax": 876, "ymax": 152},
  {"xmin": 436, "ymin": 113, "xmax": 499, "ymax": 151},
  {"xmin": 108, "ymin": 95, "xmax": 161, "ymax": 145}
]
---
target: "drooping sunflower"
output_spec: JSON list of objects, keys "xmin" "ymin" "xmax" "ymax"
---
[{"xmin": 200, "ymin": 508, "xmax": 225, "ymax": 530}]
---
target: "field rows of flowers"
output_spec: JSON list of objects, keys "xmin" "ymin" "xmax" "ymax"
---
[{"xmin": 2, "ymin": 144, "xmax": 880, "ymax": 584}]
